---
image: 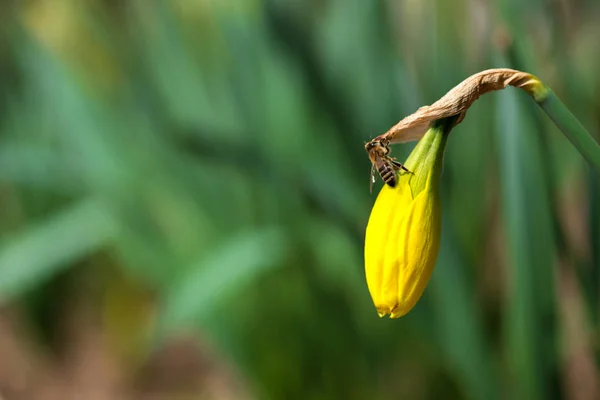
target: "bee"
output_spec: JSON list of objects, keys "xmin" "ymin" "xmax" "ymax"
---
[{"xmin": 365, "ymin": 138, "xmax": 410, "ymax": 192}]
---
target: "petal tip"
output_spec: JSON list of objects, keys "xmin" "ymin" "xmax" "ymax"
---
[{"xmin": 376, "ymin": 306, "xmax": 390, "ymax": 318}]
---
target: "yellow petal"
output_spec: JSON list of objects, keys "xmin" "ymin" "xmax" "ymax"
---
[{"xmin": 365, "ymin": 176, "xmax": 441, "ymax": 318}]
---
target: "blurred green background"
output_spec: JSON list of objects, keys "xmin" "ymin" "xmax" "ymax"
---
[{"xmin": 0, "ymin": 0, "xmax": 599, "ymax": 399}]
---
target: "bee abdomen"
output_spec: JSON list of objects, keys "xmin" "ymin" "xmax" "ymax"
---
[{"xmin": 378, "ymin": 164, "xmax": 397, "ymax": 187}]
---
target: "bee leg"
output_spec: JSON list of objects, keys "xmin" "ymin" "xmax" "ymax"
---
[{"xmin": 390, "ymin": 159, "xmax": 412, "ymax": 174}]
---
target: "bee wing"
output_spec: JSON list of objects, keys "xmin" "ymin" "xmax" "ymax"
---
[{"xmin": 369, "ymin": 164, "xmax": 376, "ymax": 193}]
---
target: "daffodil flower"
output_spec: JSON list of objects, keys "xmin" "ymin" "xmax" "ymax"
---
[
  {"xmin": 364, "ymin": 68, "xmax": 600, "ymax": 318},
  {"xmin": 364, "ymin": 118, "xmax": 454, "ymax": 318}
]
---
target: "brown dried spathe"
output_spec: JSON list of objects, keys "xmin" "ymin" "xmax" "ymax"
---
[{"xmin": 377, "ymin": 68, "xmax": 541, "ymax": 144}]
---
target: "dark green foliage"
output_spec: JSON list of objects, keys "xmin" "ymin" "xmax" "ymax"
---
[{"xmin": 0, "ymin": 1, "xmax": 598, "ymax": 399}]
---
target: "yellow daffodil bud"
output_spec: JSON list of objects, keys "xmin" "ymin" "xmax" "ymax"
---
[{"xmin": 364, "ymin": 118, "xmax": 454, "ymax": 318}]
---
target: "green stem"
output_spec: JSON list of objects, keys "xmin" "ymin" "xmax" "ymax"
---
[{"xmin": 533, "ymin": 86, "xmax": 600, "ymax": 173}]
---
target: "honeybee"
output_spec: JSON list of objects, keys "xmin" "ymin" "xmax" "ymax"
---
[{"xmin": 365, "ymin": 138, "xmax": 410, "ymax": 192}]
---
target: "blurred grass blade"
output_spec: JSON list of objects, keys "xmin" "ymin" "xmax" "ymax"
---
[
  {"xmin": 0, "ymin": 198, "xmax": 116, "ymax": 302},
  {"xmin": 160, "ymin": 228, "xmax": 287, "ymax": 332},
  {"xmin": 429, "ymin": 217, "xmax": 499, "ymax": 400},
  {"xmin": 534, "ymin": 87, "xmax": 600, "ymax": 173},
  {"xmin": 496, "ymin": 85, "xmax": 558, "ymax": 400},
  {"xmin": 590, "ymin": 172, "xmax": 600, "ymax": 324}
]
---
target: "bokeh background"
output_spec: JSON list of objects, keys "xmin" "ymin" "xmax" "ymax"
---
[{"xmin": 0, "ymin": 0, "xmax": 599, "ymax": 399}]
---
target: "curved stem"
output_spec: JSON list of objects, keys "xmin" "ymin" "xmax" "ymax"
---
[{"xmin": 532, "ymin": 86, "xmax": 600, "ymax": 173}]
